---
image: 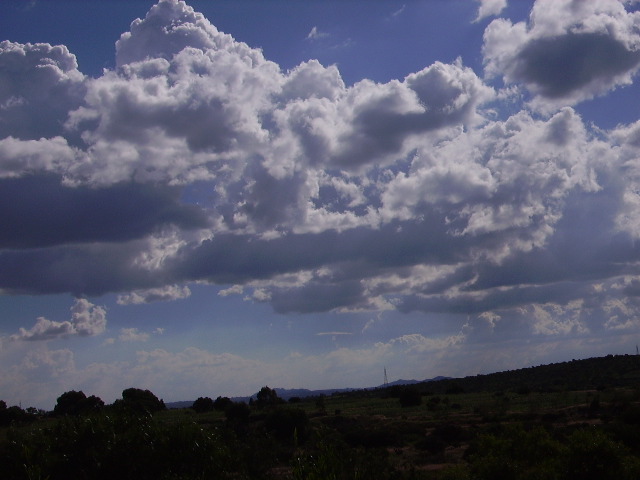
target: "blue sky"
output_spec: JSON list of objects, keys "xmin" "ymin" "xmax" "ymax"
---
[{"xmin": 3, "ymin": 0, "xmax": 640, "ymax": 409}]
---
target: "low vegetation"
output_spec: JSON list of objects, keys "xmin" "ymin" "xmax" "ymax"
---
[{"xmin": 3, "ymin": 355, "xmax": 640, "ymax": 479}]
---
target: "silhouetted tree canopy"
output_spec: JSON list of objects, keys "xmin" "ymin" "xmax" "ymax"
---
[
  {"xmin": 83, "ymin": 395, "xmax": 105, "ymax": 413},
  {"xmin": 255, "ymin": 386, "xmax": 282, "ymax": 408},
  {"xmin": 0, "ymin": 401, "xmax": 31, "ymax": 426},
  {"xmin": 213, "ymin": 396, "xmax": 233, "ymax": 411},
  {"xmin": 53, "ymin": 391, "xmax": 105, "ymax": 416},
  {"xmin": 116, "ymin": 388, "xmax": 165, "ymax": 414},
  {"xmin": 192, "ymin": 396, "xmax": 215, "ymax": 413},
  {"xmin": 54, "ymin": 390, "xmax": 87, "ymax": 416}
]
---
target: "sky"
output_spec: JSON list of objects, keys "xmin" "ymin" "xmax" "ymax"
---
[{"xmin": 3, "ymin": 0, "xmax": 640, "ymax": 409}]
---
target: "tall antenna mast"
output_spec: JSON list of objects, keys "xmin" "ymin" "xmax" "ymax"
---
[{"xmin": 384, "ymin": 367, "xmax": 388, "ymax": 387}]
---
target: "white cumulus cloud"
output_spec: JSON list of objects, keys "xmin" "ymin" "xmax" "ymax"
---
[
  {"xmin": 10, "ymin": 299, "xmax": 107, "ymax": 341},
  {"xmin": 474, "ymin": 0, "xmax": 508, "ymax": 23},
  {"xmin": 117, "ymin": 285, "xmax": 191, "ymax": 305}
]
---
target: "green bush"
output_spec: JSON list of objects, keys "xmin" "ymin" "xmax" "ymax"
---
[
  {"xmin": 565, "ymin": 427, "xmax": 640, "ymax": 480},
  {"xmin": 264, "ymin": 407, "xmax": 310, "ymax": 444},
  {"xmin": 292, "ymin": 438, "xmax": 394, "ymax": 480},
  {"xmin": 0, "ymin": 411, "xmax": 248, "ymax": 480},
  {"xmin": 467, "ymin": 423, "xmax": 640, "ymax": 480},
  {"xmin": 468, "ymin": 424, "xmax": 564, "ymax": 480}
]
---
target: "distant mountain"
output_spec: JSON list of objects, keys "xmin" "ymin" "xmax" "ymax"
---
[
  {"xmin": 165, "ymin": 375, "xmax": 451, "ymax": 408},
  {"xmin": 264, "ymin": 375, "xmax": 451, "ymax": 401},
  {"xmin": 377, "ymin": 376, "xmax": 450, "ymax": 389},
  {"xmin": 271, "ymin": 387, "xmax": 355, "ymax": 400}
]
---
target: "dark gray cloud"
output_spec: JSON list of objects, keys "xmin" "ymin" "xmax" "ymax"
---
[
  {"xmin": 0, "ymin": 242, "xmax": 162, "ymax": 296},
  {"xmin": 236, "ymin": 162, "xmax": 309, "ymax": 230},
  {"xmin": 513, "ymin": 33, "xmax": 640, "ymax": 98},
  {"xmin": 398, "ymin": 281, "xmax": 589, "ymax": 316},
  {"xmin": 0, "ymin": 174, "xmax": 208, "ymax": 249},
  {"xmin": 392, "ymin": 168, "xmax": 640, "ymax": 317},
  {"xmin": 483, "ymin": 0, "xmax": 640, "ymax": 108},
  {"xmin": 469, "ymin": 187, "xmax": 631, "ymax": 291},
  {"xmin": 171, "ymin": 217, "xmax": 470, "ymax": 286},
  {"xmin": 270, "ymin": 280, "xmax": 367, "ymax": 314}
]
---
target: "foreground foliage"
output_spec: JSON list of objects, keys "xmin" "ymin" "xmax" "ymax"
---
[{"xmin": 2, "ymin": 412, "xmax": 251, "ymax": 480}]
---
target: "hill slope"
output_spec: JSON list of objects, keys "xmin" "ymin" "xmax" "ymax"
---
[{"xmin": 412, "ymin": 354, "xmax": 640, "ymax": 395}]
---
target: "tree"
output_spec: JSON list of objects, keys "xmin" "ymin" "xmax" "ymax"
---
[
  {"xmin": 255, "ymin": 386, "xmax": 281, "ymax": 408},
  {"xmin": 78, "ymin": 395, "xmax": 105, "ymax": 414},
  {"xmin": 0, "ymin": 401, "xmax": 31, "ymax": 426},
  {"xmin": 53, "ymin": 391, "xmax": 104, "ymax": 416},
  {"xmin": 192, "ymin": 396, "xmax": 215, "ymax": 413},
  {"xmin": 213, "ymin": 396, "xmax": 233, "ymax": 411},
  {"xmin": 117, "ymin": 388, "xmax": 165, "ymax": 414},
  {"xmin": 54, "ymin": 390, "xmax": 87, "ymax": 416}
]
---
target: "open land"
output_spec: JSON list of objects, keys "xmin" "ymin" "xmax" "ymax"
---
[{"xmin": 3, "ymin": 354, "xmax": 640, "ymax": 479}]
